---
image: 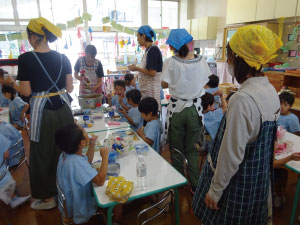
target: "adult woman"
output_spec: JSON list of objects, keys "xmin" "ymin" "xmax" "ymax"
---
[
  {"xmin": 192, "ymin": 25, "xmax": 282, "ymax": 224},
  {"xmin": 128, "ymin": 25, "xmax": 162, "ymax": 107},
  {"xmin": 14, "ymin": 17, "xmax": 74, "ymax": 210},
  {"xmin": 74, "ymin": 45, "xmax": 104, "ymax": 95},
  {"xmin": 161, "ymin": 29, "xmax": 211, "ymax": 190}
]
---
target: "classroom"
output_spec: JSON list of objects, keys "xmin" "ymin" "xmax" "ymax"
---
[{"xmin": 1, "ymin": 0, "xmax": 300, "ymax": 225}]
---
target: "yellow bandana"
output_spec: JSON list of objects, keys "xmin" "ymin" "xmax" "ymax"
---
[
  {"xmin": 27, "ymin": 17, "xmax": 62, "ymax": 38},
  {"xmin": 229, "ymin": 25, "xmax": 283, "ymax": 70}
]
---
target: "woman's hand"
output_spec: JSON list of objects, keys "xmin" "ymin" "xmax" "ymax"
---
[{"xmin": 205, "ymin": 193, "xmax": 219, "ymax": 210}]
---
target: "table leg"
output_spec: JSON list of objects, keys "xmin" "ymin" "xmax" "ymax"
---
[
  {"xmin": 107, "ymin": 205, "xmax": 115, "ymax": 225},
  {"xmin": 290, "ymin": 176, "xmax": 300, "ymax": 225},
  {"xmin": 174, "ymin": 188, "xmax": 180, "ymax": 225}
]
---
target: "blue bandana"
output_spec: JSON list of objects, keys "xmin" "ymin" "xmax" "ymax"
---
[
  {"xmin": 166, "ymin": 29, "xmax": 193, "ymax": 51},
  {"xmin": 138, "ymin": 25, "xmax": 156, "ymax": 41}
]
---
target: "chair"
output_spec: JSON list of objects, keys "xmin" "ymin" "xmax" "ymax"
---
[
  {"xmin": 0, "ymin": 158, "xmax": 11, "ymax": 225},
  {"xmin": 7, "ymin": 138, "xmax": 29, "ymax": 171},
  {"xmin": 136, "ymin": 190, "xmax": 174, "ymax": 225},
  {"xmin": 170, "ymin": 148, "xmax": 194, "ymax": 213},
  {"xmin": 56, "ymin": 179, "xmax": 73, "ymax": 225}
]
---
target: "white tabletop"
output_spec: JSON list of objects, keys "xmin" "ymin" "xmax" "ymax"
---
[
  {"xmin": 92, "ymin": 128, "xmax": 187, "ymax": 207},
  {"xmin": 76, "ymin": 113, "xmax": 130, "ymax": 133},
  {"xmin": 276, "ymin": 132, "xmax": 300, "ymax": 173},
  {"xmin": 0, "ymin": 107, "xmax": 9, "ymax": 123}
]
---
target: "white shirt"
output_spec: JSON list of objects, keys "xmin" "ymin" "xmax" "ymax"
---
[{"xmin": 161, "ymin": 55, "xmax": 211, "ymax": 113}]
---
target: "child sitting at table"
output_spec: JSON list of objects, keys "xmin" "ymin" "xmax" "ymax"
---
[
  {"xmin": 0, "ymin": 121, "xmax": 23, "ymax": 167},
  {"xmin": 124, "ymin": 73, "xmax": 139, "ymax": 92},
  {"xmin": 137, "ymin": 97, "xmax": 162, "ymax": 153},
  {"xmin": 277, "ymin": 91, "xmax": 300, "ymax": 133},
  {"xmin": 0, "ymin": 69, "xmax": 12, "ymax": 107},
  {"xmin": 55, "ymin": 123, "xmax": 109, "ymax": 224},
  {"xmin": 201, "ymin": 90, "xmax": 227, "ymax": 141},
  {"xmin": 2, "ymin": 84, "xmax": 29, "ymax": 130},
  {"xmin": 0, "ymin": 133, "xmax": 31, "ymax": 208},
  {"xmin": 119, "ymin": 89, "xmax": 143, "ymax": 131},
  {"xmin": 108, "ymin": 80, "xmax": 130, "ymax": 121},
  {"xmin": 205, "ymin": 74, "xmax": 220, "ymax": 106}
]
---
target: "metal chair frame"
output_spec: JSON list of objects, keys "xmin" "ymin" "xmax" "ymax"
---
[
  {"xmin": 0, "ymin": 158, "xmax": 10, "ymax": 225},
  {"xmin": 56, "ymin": 179, "xmax": 73, "ymax": 225},
  {"xmin": 7, "ymin": 138, "xmax": 29, "ymax": 171},
  {"xmin": 137, "ymin": 190, "xmax": 174, "ymax": 225}
]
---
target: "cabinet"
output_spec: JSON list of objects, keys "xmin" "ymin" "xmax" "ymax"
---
[
  {"xmin": 256, "ymin": 0, "xmax": 275, "ymax": 21},
  {"xmin": 274, "ymin": 0, "xmax": 297, "ymax": 18},
  {"xmin": 190, "ymin": 17, "xmax": 219, "ymax": 40},
  {"xmin": 226, "ymin": 0, "xmax": 257, "ymax": 24}
]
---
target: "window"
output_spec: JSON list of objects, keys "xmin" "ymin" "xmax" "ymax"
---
[
  {"xmin": 0, "ymin": 0, "xmax": 14, "ymax": 19},
  {"xmin": 148, "ymin": 0, "xmax": 178, "ymax": 29},
  {"xmin": 16, "ymin": 0, "xmax": 39, "ymax": 19}
]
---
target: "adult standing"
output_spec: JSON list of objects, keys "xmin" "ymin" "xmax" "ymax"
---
[
  {"xmin": 161, "ymin": 29, "xmax": 210, "ymax": 190},
  {"xmin": 192, "ymin": 25, "xmax": 283, "ymax": 224},
  {"xmin": 14, "ymin": 17, "xmax": 74, "ymax": 210},
  {"xmin": 74, "ymin": 45, "xmax": 104, "ymax": 95},
  {"xmin": 128, "ymin": 25, "xmax": 162, "ymax": 108}
]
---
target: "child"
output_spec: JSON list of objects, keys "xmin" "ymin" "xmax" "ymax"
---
[
  {"xmin": 137, "ymin": 97, "xmax": 162, "ymax": 152},
  {"xmin": 2, "ymin": 84, "xmax": 29, "ymax": 129},
  {"xmin": 0, "ymin": 69, "xmax": 13, "ymax": 107},
  {"xmin": 201, "ymin": 90, "xmax": 227, "ymax": 141},
  {"xmin": 0, "ymin": 121, "xmax": 23, "ymax": 167},
  {"xmin": 124, "ymin": 73, "xmax": 139, "ymax": 92},
  {"xmin": 0, "ymin": 133, "xmax": 30, "ymax": 208},
  {"xmin": 55, "ymin": 123, "xmax": 109, "ymax": 224},
  {"xmin": 277, "ymin": 92, "xmax": 300, "ymax": 132},
  {"xmin": 119, "ymin": 89, "xmax": 143, "ymax": 131},
  {"xmin": 204, "ymin": 74, "xmax": 220, "ymax": 107},
  {"xmin": 108, "ymin": 80, "xmax": 130, "ymax": 121}
]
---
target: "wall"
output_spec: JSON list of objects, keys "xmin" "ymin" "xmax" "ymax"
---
[
  {"xmin": 277, "ymin": 22, "xmax": 300, "ymax": 68},
  {"xmin": 187, "ymin": 0, "xmax": 227, "ymax": 19}
]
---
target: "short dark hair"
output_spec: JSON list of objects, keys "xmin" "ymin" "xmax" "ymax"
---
[
  {"xmin": 138, "ymin": 32, "xmax": 154, "ymax": 43},
  {"xmin": 138, "ymin": 97, "xmax": 158, "ymax": 116},
  {"xmin": 85, "ymin": 45, "xmax": 97, "ymax": 58},
  {"xmin": 0, "ymin": 68, "xmax": 8, "ymax": 78},
  {"xmin": 201, "ymin": 92, "xmax": 214, "ymax": 111},
  {"xmin": 178, "ymin": 44, "xmax": 189, "ymax": 58},
  {"xmin": 2, "ymin": 84, "xmax": 16, "ymax": 100},
  {"xmin": 124, "ymin": 73, "xmax": 134, "ymax": 84},
  {"xmin": 227, "ymin": 44, "xmax": 262, "ymax": 84},
  {"xmin": 114, "ymin": 79, "xmax": 126, "ymax": 89},
  {"xmin": 55, "ymin": 123, "xmax": 84, "ymax": 154},
  {"xmin": 27, "ymin": 27, "xmax": 57, "ymax": 43},
  {"xmin": 207, "ymin": 75, "xmax": 219, "ymax": 88},
  {"xmin": 279, "ymin": 92, "xmax": 295, "ymax": 106},
  {"xmin": 126, "ymin": 89, "xmax": 141, "ymax": 104}
]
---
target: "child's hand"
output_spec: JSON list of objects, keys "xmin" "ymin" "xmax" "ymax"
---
[
  {"xmin": 214, "ymin": 90, "xmax": 223, "ymax": 97},
  {"xmin": 100, "ymin": 147, "xmax": 109, "ymax": 160},
  {"xmin": 89, "ymin": 134, "xmax": 98, "ymax": 146},
  {"xmin": 4, "ymin": 150, "xmax": 9, "ymax": 160},
  {"xmin": 128, "ymin": 64, "xmax": 138, "ymax": 71},
  {"xmin": 137, "ymin": 127, "xmax": 144, "ymax": 137},
  {"xmin": 119, "ymin": 108, "xmax": 127, "ymax": 115},
  {"xmin": 291, "ymin": 153, "xmax": 300, "ymax": 161}
]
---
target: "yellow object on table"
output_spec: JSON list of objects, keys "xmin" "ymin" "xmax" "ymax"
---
[
  {"xmin": 105, "ymin": 176, "xmax": 134, "ymax": 203},
  {"xmin": 219, "ymin": 83, "xmax": 237, "ymax": 95}
]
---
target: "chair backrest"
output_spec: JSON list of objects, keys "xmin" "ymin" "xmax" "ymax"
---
[
  {"xmin": 56, "ymin": 179, "xmax": 70, "ymax": 221},
  {"xmin": 170, "ymin": 148, "xmax": 189, "ymax": 179},
  {"xmin": 7, "ymin": 138, "xmax": 26, "ymax": 169},
  {"xmin": 0, "ymin": 159, "xmax": 9, "ymax": 181}
]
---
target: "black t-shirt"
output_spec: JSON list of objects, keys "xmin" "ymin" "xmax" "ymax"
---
[
  {"xmin": 74, "ymin": 57, "xmax": 104, "ymax": 78},
  {"xmin": 145, "ymin": 45, "xmax": 163, "ymax": 72},
  {"xmin": 17, "ymin": 51, "xmax": 72, "ymax": 109}
]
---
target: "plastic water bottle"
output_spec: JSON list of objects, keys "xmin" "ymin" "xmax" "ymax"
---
[{"xmin": 136, "ymin": 154, "xmax": 147, "ymax": 190}]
